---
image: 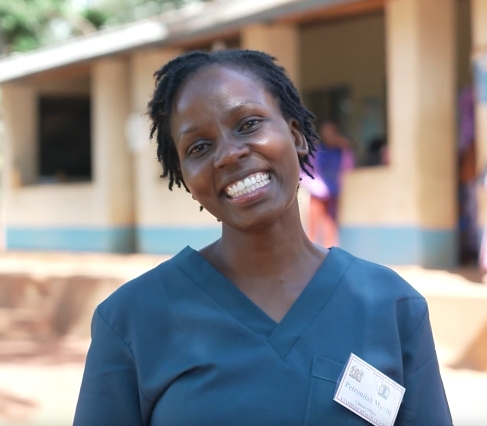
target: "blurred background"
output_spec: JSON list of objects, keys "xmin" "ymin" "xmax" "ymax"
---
[{"xmin": 0, "ymin": 0, "xmax": 486, "ymax": 424}]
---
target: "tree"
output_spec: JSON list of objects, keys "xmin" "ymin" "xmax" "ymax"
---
[
  {"xmin": 81, "ymin": 0, "xmax": 210, "ymax": 29},
  {"xmin": 0, "ymin": 0, "xmax": 211, "ymax": 55},
  {"xmin": 0, "ymin": 0, "xmax": 69, "ymax": 53}
]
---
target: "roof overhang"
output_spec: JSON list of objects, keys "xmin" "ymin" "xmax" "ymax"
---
[{"xmin": 0, "ymin": 0, "xmax": 362, "ymax": 84}]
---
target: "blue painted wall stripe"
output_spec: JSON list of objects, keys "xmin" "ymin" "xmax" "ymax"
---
[
  {"xmin": 7, "ymin": 227, "xmax": 135, "ymax": 253},
  {"xmin": 6, "ymin": 226, "xmax": 222, "ymax": 255},
  {"xmin": 7, "ymin": 225, "xmax": 457, "ymax": 267},
  {"xmin": 339, "ymin": 226, "xmax": 458, "ymax": 268},
  {"xmin": 136, "ymin": 227, "xmax": 222, "ymax": 254}
]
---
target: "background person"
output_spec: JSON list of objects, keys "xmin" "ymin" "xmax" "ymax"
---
[
  {"xmin": 316, "ymin": 121, "xmax": 355, "ymax": 247},
  {"xmin": 300, "ymin": 140, "xmax": 330, "ymax": 246}
]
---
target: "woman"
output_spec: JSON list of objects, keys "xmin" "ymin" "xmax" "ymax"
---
[{"xmin": 73, "ymin": 50, "xmax": 452, "ymax": 425}]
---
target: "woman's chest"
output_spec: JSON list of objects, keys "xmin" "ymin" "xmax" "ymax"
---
[
  {"xmin": 141, "ymin": 323, "xmax": 400, "ymax": 426},
  {"xmin": 148, "ymin": 350, "xmax": 373, "ymax": 426}
]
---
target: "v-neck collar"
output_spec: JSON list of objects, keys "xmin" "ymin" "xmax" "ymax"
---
[{"xmin": 174, "ymin": 246, "xmax": 354, "ymax": 359}]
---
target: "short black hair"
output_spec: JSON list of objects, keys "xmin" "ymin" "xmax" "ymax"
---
[{"xmin": 147, "ymin": 49, "xmax": 319, "ymax": 191}]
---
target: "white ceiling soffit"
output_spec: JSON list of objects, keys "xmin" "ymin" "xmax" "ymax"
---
[
  {"xmin": 0, "ymin": 0, "xmax": 360, "ymax": 83},
  {"xmin": 164, "ymin": 0, "xmax": 361, "ymax": 42}
]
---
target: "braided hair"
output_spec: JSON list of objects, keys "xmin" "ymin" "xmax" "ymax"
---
[{"xmin": 148, "ymin": 49, "xmax": 319, "ymax": 191}]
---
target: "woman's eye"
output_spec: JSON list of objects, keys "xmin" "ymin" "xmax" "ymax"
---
[
  {"xmin": 240, "ymin": 119, "xmax": 261, "ymax": 132},
  {"xmin": 188, "ymin": 143, "xmax": 208, "ymax": 156}
]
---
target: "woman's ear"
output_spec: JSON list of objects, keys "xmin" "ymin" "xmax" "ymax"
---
[{"xmin": 288, "ymin": 118, "xmax": 308, "ymax": 157}]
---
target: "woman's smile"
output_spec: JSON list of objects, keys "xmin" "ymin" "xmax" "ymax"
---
[{"xmin": 224, "ymin": 171, "xmax": 271, "ymax": 200}]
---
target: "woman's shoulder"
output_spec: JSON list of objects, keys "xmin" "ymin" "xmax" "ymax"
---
[
  {"xmin": 335, "ymin": 250, "xmax": 430, "ymax": 344},
  {"xmin": 337, "ymin": 249, "xmax": 426, "ymax": 305},
  {"xmin": 95, "ymin": 249, "xmax": 189, "ymax": 329}
]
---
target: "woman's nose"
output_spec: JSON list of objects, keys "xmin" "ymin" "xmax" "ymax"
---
[{"xmin": 213, "ymin": 138, "xmax": 250, "ymax": 169}]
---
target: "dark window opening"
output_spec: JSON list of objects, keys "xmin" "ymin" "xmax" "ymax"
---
[
  {"xmin": 38, "ymin": 96, "xmax": 92, "ymax": 183},
  {"xmin": 303, "ymin": 87, "xmax": 388, "ymax": 167},
  {"xmin": 303, "ymin": 86, "xmax": 353, "ymax": 137}
]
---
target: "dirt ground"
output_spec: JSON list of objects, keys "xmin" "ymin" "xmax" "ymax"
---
[{"xmin": 0, "ymin": 252, "xmax": 486, "ymax": 426}]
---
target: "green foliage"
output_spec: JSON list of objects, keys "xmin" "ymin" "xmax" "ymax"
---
[
  {"xmin": 0, "ymin": 0, "xmax": 212, "ymax": 54},
  {"xmin": 81, "ymin": 8, "xmax": 109, "ymax": 29},
  {"xmin": 0, "ymin": 0, "xmax": 67, "ymax": 53},
  {"xmin": 96, "ymin": 0, "xmax": 208, "ymax": 26}
]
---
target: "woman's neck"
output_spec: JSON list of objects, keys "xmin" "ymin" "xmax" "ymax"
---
[{"xmin": 207, "ymin": 201, "xmax": 324, "ymax": 279}]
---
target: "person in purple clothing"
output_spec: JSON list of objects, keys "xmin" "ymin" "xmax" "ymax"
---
[
  {"xmin": 316, "ymin": 121, "xmax": 355, "ymax": 247},
  {"xmin": 300, "ymin": 141, "xmax": 329, "ymax": 246}
]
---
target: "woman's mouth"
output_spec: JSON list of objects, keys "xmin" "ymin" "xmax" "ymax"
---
[{"xmin": 225, "ymin": 172, "xmax": 271, "ymax": 199}]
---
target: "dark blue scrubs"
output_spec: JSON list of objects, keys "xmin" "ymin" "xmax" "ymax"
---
[{"xmin": 73, "ymin": 247, "xmax": 452, "ymax": 426}]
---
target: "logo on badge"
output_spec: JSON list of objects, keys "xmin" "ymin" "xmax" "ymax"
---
[
  {"xmin": 348, "ymin": 365, "xmax": 364, "ymax": 383},
  {"xmin": 378, "ymin": 384, "xmax": 390, "ymax": 400}
]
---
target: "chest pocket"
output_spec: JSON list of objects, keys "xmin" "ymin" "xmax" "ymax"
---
[{"xmin": 303, "ymin": 355, "xmax": 369, "ymax": 426}]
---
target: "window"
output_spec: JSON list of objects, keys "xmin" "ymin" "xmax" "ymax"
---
[
  {"xmin": 38, "ymin": 96, "xmax": 91, "ymax": 182},
  {"xmin": 303, "ymin": 86, "xmax": 354, "ymax": 141}
]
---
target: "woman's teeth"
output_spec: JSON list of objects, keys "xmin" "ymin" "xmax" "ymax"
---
[{"xmin": 226, "ymin": 173, "xmax": 271, "ymax": 198}]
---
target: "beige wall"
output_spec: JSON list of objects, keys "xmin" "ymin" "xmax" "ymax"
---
[
  {"xmin": 4, "ymin": 184, "xmax": 104, "ymax": 226},
  {"xmin": 472, "ymin": 0, "xmax": 487, "ymax": 172},
  {"xmin": 472, "ymin": 0, "xmax": 487, "ymax": 228},
  {"xmin": 472, "ymin": 0, "xmax": 487, "ymax": 47},
  {"xmin": 36, "ymin": 75, "xmax": 90, "ymax": 96}
]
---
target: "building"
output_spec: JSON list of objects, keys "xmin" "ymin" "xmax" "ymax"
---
[{"xmin": 0, "ymin": 0, "xmax": 485, "ymax": 268}]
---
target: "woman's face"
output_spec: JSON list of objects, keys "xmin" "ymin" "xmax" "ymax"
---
[{"xmin": 170, "ymin": 65, "xmax": 307, "ymax": 231}]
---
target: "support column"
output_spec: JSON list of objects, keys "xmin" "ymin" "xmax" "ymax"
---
[
  {"xmin": 1, "ymin": 83, "xmax": 36, "ymax": 251},
  {"xmin": 241, "ymin": 24, "xmax": 300, "ymax": 88},
  {"xmin": 1, "ymin": 84, "xmax": 37, "ymax": 187},
  {"xmin": 472, "ymin": 0, "xmax": 487, "ymax": 171},
  {"xmin": 472, "ymin": 0, "xmax": 487, "ymax": 253},
  {"xmin": 92, "ymin": 58, "xmax": 134, "ymax": 252},
  {"xmin": 388, "ymin": 0, "xmax": 457, "ymax": 266}
]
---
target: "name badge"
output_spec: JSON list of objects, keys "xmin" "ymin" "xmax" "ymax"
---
[{"xmin": 333, "ymin": 353, "xmax": 405, "ymax": 426}]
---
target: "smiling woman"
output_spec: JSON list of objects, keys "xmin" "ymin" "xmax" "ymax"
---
[{"xmin": 73, "ymin": 50, "xmax": 453, "ymax": 426}]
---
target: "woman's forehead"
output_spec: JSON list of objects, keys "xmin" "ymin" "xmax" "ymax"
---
[{"xmin": 173, "ymin": 65, "xmax": 271, "ymax": 113}]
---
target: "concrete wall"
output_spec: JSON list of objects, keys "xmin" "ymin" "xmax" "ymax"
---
[
  {"xmin": 472, "ymin": 0, "xmax": 487, "ymax": 238},
  {"xmin": 472, "ymin": 0, "xmax": 487, "ymax": 172}
]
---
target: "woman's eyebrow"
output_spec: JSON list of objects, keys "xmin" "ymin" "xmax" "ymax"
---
[
  {"xmin": 228, "ymin": 101, "xmax": 264, "ymax": 113},
  {"xmin": 180, "ymin": 125, "xmax": 200, "ymax": 136},
  {"xmin": 178, "ymin": 101, "xmax": 265, "ymax": 138}
]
